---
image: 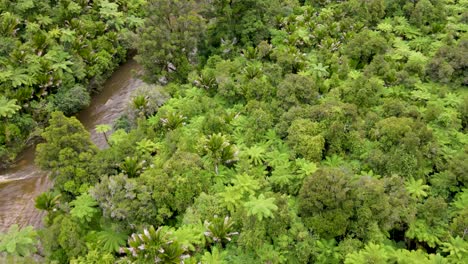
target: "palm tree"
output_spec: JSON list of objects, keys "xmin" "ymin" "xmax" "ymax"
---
[
  {"xmin": 120, "ymin": 156, "xmax": 144, "ymax": 178},
  {"xmin": 132, "ymin": 95, "xmax": 148, "ymax": 116},
  {"xmin": 242, "ymin": 61, "xmax": 263, "ymax": 79},
  {"xmin": 160, "ymin": 111, "xmax": 186, "ymax": 130},
  {"xmin": 0, "ymin": 12, "xmax": 20, "ymax": 36},
  {"xmin": 35, "ymin": 192, "xmax": 61, "ymax": 212},
  {"xmin": 124, "ymin": 226, "xmax": 184, "ymax": 263},
  {"xmin": 204, "ymin": 216, "xmax": 238, "ymax": 248},
  {"xmin": 201, "ymin": 133, "xmax": 238, "ymax": 174}
]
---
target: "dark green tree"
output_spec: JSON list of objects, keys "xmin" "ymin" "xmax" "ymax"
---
[
  {"xmin": 35, "ymin": 112, "xmax": 98, "ymax": 197},
  {"xmin": 137, "ymin": 0, "xmax": 206, "ymax": 82}
]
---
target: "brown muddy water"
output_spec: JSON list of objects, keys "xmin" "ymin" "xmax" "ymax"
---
[{"xmin": 0, "ymin": 59, "xmax": 142, "ymax": 232}]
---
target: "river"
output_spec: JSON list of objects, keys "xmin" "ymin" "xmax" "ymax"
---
[{"xmin": 0, "ymin": 59, "xmax": 142, "ymax": 232}]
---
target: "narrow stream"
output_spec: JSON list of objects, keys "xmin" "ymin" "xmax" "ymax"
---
[{"xmin": 0, "ymin": 59, "xmax": 142, "ymax": 232}]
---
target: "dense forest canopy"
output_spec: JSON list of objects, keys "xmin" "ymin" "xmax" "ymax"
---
[
  {"xmin": 0, "ymin": 0, "xmax": 145, "ymax": 166},
  {"xmin": 1, "ymin": 0, "xmax": 468, "ymax": 263}
]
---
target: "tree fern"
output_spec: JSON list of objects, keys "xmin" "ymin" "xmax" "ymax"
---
[
  {"xmin": 295, "ymin": 158, "xmax": 318, "ymax": 178},
  {"xmin": 218, "ymin": 186, "xmax": 243, "ymax": 213},
  {"xmin": 172, "ymin": 224, "xmax": 205, "ymax": 252},
  {"xmin": 265, "ymin": 149, "xmax": 290, "ymax": 168},
  {"xmin": 95, "ymin": 124, "xmax": 112, "ymax": 145},
  {"xmin": 405, "ymin": 220, "xmax": 444, "ymax": 248},
  {"xmin": 315, "ymin": 239, "xmax": 341, "ymax": 264},
  {"xmin": 451, "ymin": 189, "xmax": 468, "ymax": 215},
  {"xmin": 322, "ymin": 154, "xmax": 344, "ymax": 167},
  {"xmin": 136, "ymin": 138, "xmax": 158, "ymax": 156},
  {"xmin": 201, "ymin": 247, "xmax": 227, "ymax": 264},
  {"xmin": 0, "ymin": 225, "xmax": 38, "ymax": 257},
  {"xmin": 96, "ymin": 229, "xmax": 127, "ymax": 253},
  {"xmin": 0, "ymin": 96, "xmax": 21, "ymax": 118},
  {"xmin": 231, "ymin": 173, "xmax": 260, "ymax": 197},
  {"xmin": 405, "ymin": 178, "xmax": 430, "ymax": 200},
  {"xmin": 243, "ymin": 145, "xmax": 266, "ymax": 166},
  {"xmin": 441, "ymin": 236, "xmax": 468, "ymax": 261},
  {"xmin": 244, "ymin": 194, "xmax": 278, "ymax": 221},
  {"xmin": 345, "ymin": 243, "xmax": 389, "ymax": 264},
  {"xmin": 70, "ymin": 193, "xmax": 99, "ymax": 224},
  {"xmin": 409, "ymin": 37, "xmax": 432, "ymax": 53},
  {"xmin": 377, "ymin": 21, "xmax": 393, "ymax": 33},
  {"xmin": 269, "ymin": 165, "xmax": 295, "ymax": 192}
]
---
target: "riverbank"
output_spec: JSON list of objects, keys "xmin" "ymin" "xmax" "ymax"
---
[{"xmin": 0, "ymin": 59, "xmax": 142, "ymax": 232}]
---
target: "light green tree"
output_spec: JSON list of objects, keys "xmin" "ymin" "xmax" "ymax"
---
[
  {"xmin": 0, "ymin": 225, "xmax": 38, "ymax": 257},
  {"xmin": 70, "ymin": 193, "xmax": 99, "ymax": 224},
  {"xmin": 244, "ymin": 194, "xmax": 278, "ymax": 221},
  {"xmin": 0, "ymin": 96, "xmax": 21, "ymax": 118},
  {"xmin": 95, "ymin": 124, "xmax": 112, "ymax": 146},
  {"xmin": 405, "ymin": 178, "xmax": 430, "ymax": 200}
]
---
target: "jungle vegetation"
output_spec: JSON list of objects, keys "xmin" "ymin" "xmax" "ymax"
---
[
  {"xmin": 0, "ymin": 0, "xmax": 145, "ymax": 166},
  {"xmin": 1, "ymin": 0, "xmax": 468, "ymax": 263}
]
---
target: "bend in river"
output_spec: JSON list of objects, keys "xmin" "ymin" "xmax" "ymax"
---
[{"xmin": 0, "ymin": 59, "xmax": 142, "ymax": 232}]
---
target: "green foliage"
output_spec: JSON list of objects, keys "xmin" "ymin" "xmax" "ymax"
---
[
  {"xmin": 242, "ymin": 145, "xmax": 266, "ymax": 166},
  {"xmin": 441, "ymin": 236, "xmax": 468, "ymax": 261},
  {"xmin": 344, "ymin": 243, "xmax": 389, "ymax": 264},
  {"xmin": 95, "ymin": 124, "xmax": 112, "ymax": 134},
  {"xmin": 49, "ymin": 85, "xmax": 90, "ymax": 116},
  {"xmin": 0, "ymin": 0, "xmax": 144, "ymax": 163},
  {"xmin": 70, "ymin": 193, "xmax": 99, "ymax": 224},
  {"xmin": 315, "ymin": 239, "xmax": 341, "ymax": 264},
  {"xmin": 0, "ymin": 225, "xmax": 37, "ymax": 257},
  {"xmin": 0, "ymin": 96, "xmax": 21, "ymax": 118},
  {"xmin": 287, "ymin": 119, "xmax": 325, "ymax": 162},
  {"xmin": 204, "ymin": 216, "xmax": 238, "ymax": 248},
  {"xmin": 406, "ymin": 178, "xmax": 430, "ymax": 200},
  {"xmin": 35, "ymin": 191, "xmax": 61, "ymax": 212},
  {"xmin": 172, "ymin": 224, "xmax": 205, "ymax": 252},
  {"xmin": 200, "ymin": 133, "xmax": 238, "ymax": 174},
  {"xmin": 35, "ymin": 112, "xmax": 98, "ymax": 197},
  {"xmin": 136, "ymin": 0, "xmax": 205, "ymax": 82},
  {"xmin": 120, "ymin": 156, "xmax": 144, "ymax": 178},
  {"xmin": 244, "ymin": 194, "xmax": 279, "ymax": 221},
  {"xmin": 95, "ymin": 230, "xmax": 127, "ymax": 253},
  {"xmin": 95, "ymin": 124, "xmax": 112, "ymax": 145},
  {"xmin": 31, "ymin": 0, "xmax": 467, "ymax": 263},
  {"xmin": 123, "ymin": 226, "xmax": 185, "ymax": 263},
  {"xmin": 201, "ymin": 247, "xmax": 227, "ymax": 264}
]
